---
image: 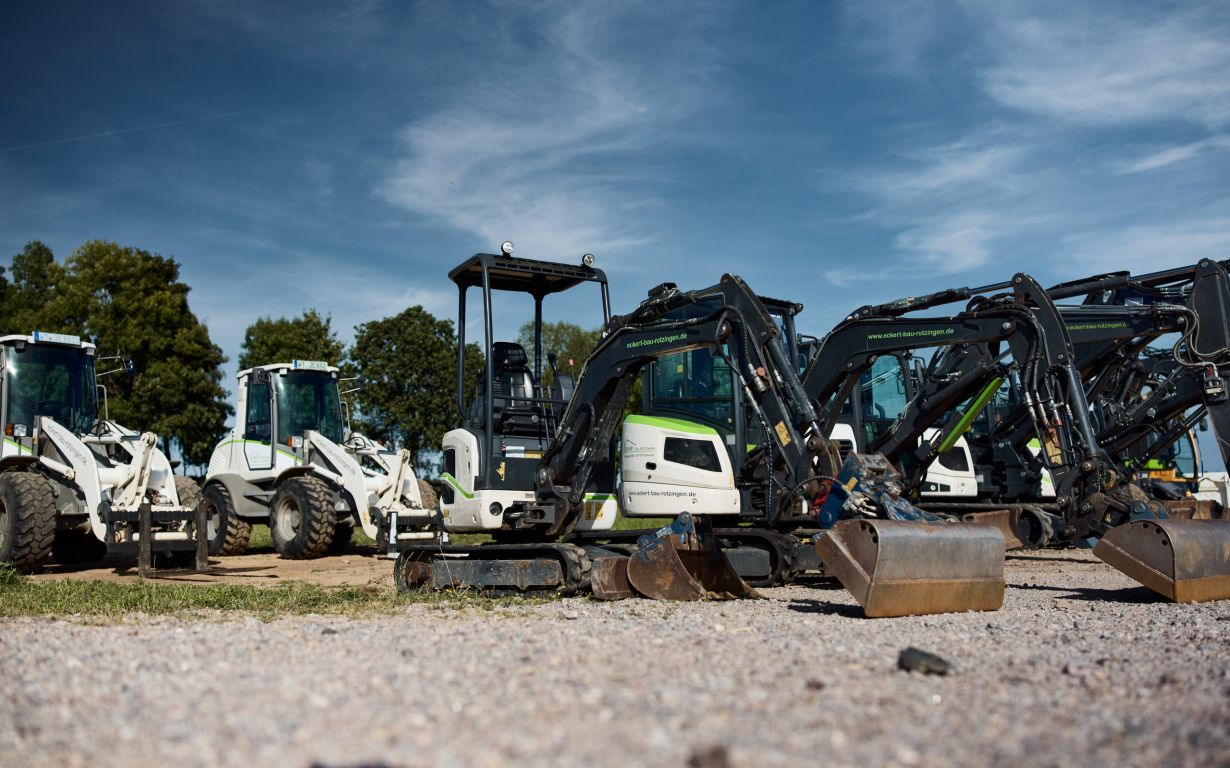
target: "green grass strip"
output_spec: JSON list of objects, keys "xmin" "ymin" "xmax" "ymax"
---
[{"xmin": 0, "ymin": 566, "xmax": 548, "ymax": 620}]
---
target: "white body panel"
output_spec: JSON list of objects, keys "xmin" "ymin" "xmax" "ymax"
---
[
  {"xmin": 619, "ymin": 416, "xmax": 739, "ymax": 517},
  {"xmin": 1196, "ymin": 472, "xmax": 1230, "ymax": 506},
  {"xmin": 919, "ymin": 429, "xmax": 978, "ymax": 499},
  {"xmin": 439, "ymin": 428, "xmax": 616, "ymax": 532}
]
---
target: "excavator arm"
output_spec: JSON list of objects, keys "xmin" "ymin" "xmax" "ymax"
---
[{"xmin": 539, "ymin": 274, "xmax": 829, "ymax": 537}]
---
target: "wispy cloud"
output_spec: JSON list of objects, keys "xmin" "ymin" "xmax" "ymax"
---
[
  {"xmin": 977, "ymin": 3, "xmax": 1230, "ymax": 128},
  {"xmin": 831, "ymin": 1, "xmax": 1230, "ymax": 284},
  {"xmin": 893, "ymin": 211, "xmax": 1000, "ymax": 274},
  {"xmin": 828, "ymin": 132, "xmax": 1034, "ymax": 275},
  {"xmin": 1119, "ymin": 134, "xmax": 1230, "ymax": 174},
  {"xmin": 378, "ymin": 1, "xmax": 719, "ymax": 258},
  {"xmin": 1063, "ymin": 217, "xmax": 1230, "ymax": 274}
]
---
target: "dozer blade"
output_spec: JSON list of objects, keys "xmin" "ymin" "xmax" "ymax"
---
[
  {"xmin": 1093, "ymin": 519, "xmax": 1230, "ymax": 603},
  {"xmin": 815, "ymin": 519, "xmax": 1006, "ymax": 618},
  {"xmin": 625, "ymin": 513, "xmax": 760, "ymax": 601}
]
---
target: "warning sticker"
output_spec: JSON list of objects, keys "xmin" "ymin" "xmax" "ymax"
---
[{"xmin": 774, "ymin": 421, "xmax": 792, "ymax": 447}]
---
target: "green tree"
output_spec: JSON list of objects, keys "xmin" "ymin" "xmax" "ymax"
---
[
  {"xmin": 238, "ymin": 309, "xmax": 346, "ymax": 370},
  {"xmin": 1, "ymin": 241, "xmax": 69, "ymax": 333},
  {"xmin": 350, "ymin": 306, "xmax": 482, "ymax": 470},
  {"xmin": 22, "ymin": 240, "xmax": 233, "ymax": 465},
  {"xmin": 515, "ymin": 320, "xmax": 601, "ymax": 385},
  {"xmin": 515, "ymin": 319, "xmax": 642, "ymax": 417}
]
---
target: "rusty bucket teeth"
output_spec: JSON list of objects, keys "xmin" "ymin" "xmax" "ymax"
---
[
  {"xmin": 625, "ymin": 513, "xmax": 760, "ymax": 601},
  {"xmin": 815, "ymin": 519, "xmax": 1006, "ymax": 618},
  {"xmin": 1093, "ymin": 519, "xmax": 1230, "ymax": 603}
]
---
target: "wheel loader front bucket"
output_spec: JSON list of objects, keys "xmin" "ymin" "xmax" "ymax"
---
[
  {"xmin": 1093, "ymin": 519, "xmax": 1230, "ymax": 603},
  {"xmin": 815, "ymin": 519, "xmax": 1006, "ymax": 618},
  {"xmin": 625, "ymin": 513, "xmax": 760, "ymax": 601}
]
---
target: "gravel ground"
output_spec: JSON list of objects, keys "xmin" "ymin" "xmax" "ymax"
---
[{"xmin": 2, "ymin": 550, "xmax": 1229, "ymax": 768}]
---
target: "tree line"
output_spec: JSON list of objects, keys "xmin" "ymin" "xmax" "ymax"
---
[{"xmin": 0, "ymin": 240, "xmax": 603, "ymax": 472}]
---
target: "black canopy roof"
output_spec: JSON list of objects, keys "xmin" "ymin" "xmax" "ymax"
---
[{"xmin": 449, "ymin": 253, "xmax": 607, "ymax": 296}]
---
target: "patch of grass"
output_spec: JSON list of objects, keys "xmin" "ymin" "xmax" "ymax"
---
[
  {"xmin": 0, "ymin": 565, "xmax": 549, "ymax": 620},
  {"xmin": 612, "ymin": 515, "xmax": 672, "ymax": 531},
  {"xmin": 246, "ymin": 524, "xmax": 274, "ymax": 553},
  {"xmin": 245, "ymin": 524, "xmax": 378, "ymax": 554}
]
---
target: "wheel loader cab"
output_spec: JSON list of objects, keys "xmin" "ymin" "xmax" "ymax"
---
[
  {"xmin": 442, "ymin": 246, "xmax": 615, "ymax": 533},
  {"xmin": 0, "ymin": 334, "xmax": 99, "ymax": 458},
  {"xmin": 234, "ymin": 361, "xmax": 344, "ymax": 472}
]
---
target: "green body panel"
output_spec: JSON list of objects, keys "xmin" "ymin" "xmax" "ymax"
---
[{"xmin": 624, "ymin": 413, "xmax": 717, "ymax": 436}]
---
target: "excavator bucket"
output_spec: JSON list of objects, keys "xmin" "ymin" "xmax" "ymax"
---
[
  {"xmin": 815, "ymin": 519, "xmax": 1006, "ymax": 618},
  {"xmin": 625, "ymin": 513, "xmax": 760, "ymax": 601},
  {"xmin": 1093, "ymin": 519, "xmax": 1230, "ymax": 603},
  {"xmin": 961, "ymin": 510, "xmax": 1025, "ymax": 550}
]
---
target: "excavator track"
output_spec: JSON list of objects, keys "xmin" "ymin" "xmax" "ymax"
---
[
  {"xmin": 567, "ymin": 526, "xmax": 819, "ymax": 587},
  {"xmin": 394, "ymin": 542, "xmax": 591, "ymax": 596}
]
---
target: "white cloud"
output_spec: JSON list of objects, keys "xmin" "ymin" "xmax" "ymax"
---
[
  {"xmin": 1119, "ymin": 134, "xmax": 1230, "ymax": 174},
  {"xmin": 1063, "ymin": 218, "xmax": 1230, "ymax": 274},
  {"xmin": 378, "ymin": 2, "xmax": 718, "ymax": 258},
  {"xmin": 977, "ymin": 3, "xmax": 1230, "ymax": 128},
  {"xmin": 893, "ymin": 211, "xmax": 999, "ymax": 274},
  {"xmin": 833, "ymin": 1, "xmax": 1230, "ymax": 283}
]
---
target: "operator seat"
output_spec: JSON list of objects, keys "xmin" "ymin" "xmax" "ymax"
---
[{"xmin": 490, "ymin": 342, "xmax": 544, "ymax": 436}]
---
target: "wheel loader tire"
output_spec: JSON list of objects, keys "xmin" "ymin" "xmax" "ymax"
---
[
  {"xmin": 201, "ymin": 482, "xmax": 252, "ymax": 556},
  {"xmin": 175, "ymin": 475, "xmax": 206, "ymax": 547},
  {"xmin": 417, "ymin": 479, "xmax": 439, "ymax": 511},
  {"xmin": 0, "ymin": 471, "xmax": 58, "ymax": 573},
  {"xmin": 329, "ymin": 520, "xmax": 354, "ymax": 553},
  {"xmin": 52, "ymin": 528, "xmax": 107, "ymax": 565},
  {"xmin": 269, "ymin": 476, "xmax": 335, "ymax": 559}
]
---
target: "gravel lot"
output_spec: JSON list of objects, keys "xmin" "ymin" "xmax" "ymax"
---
[{"xmin": 3, "ymin": 550, "xmax": 1229, "ymax": 768}]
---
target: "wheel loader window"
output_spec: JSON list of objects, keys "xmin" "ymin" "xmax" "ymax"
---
[
  {"xmin": 275, "ymin": 371, "xmax": 344, "ymax": 444},
  {"xmin": 5, "ymin": 345, "xmax": 98, "ymax": 434},
  {"xmin": 663, "ymin": 436, "xmax": 722, "ymax": 473},
  {"xmin": 245, "ymin": 380, "xmax": 272, "ymax": 442}
]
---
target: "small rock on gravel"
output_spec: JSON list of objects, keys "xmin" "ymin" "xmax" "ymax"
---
[{"xmin": 898, "ymin": 647, "xmax": 952, "ymax": 675}]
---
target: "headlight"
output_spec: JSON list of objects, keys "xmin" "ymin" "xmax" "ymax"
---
[
  {"xmin": 582, "ymin": 253, "xmax": 595, "ymax": 267},
  {"xmin": 289, "ymin": 436, "xmax": 304, "ymax": 449},
  {"xmin": 11, "ymin": 424, "xmax": 27, "ymax": 438},
  {"xmin": 501, "ymin": 241, "xmax": 515, "ymax": 255}
]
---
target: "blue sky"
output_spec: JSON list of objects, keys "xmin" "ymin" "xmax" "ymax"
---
[{"xmin": 3, "ymin": 1, "xmax": 1229, "ymax": 461}]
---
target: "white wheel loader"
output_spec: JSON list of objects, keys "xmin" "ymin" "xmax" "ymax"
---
[
  {"xmin": 0, "ymin": 331, "xmax": 206, "ymax": 573},
  {"xmin": 202, "ymin": 360, "xmax": 434, "ymax": 559}
]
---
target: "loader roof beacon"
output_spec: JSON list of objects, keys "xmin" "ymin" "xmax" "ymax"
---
[
  {"xmin": 0, "ymin": 332, "xmax": 208, "ymax": 574},
  {"xmin": 201, "ymin": 360, "xmax": 432, "ymax": 559}
]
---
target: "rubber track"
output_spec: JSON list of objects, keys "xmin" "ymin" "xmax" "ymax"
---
[
  {"xmin": 712, "ymin": 528, "xmax": 802, "ymax": 587},
  {"xmin": 4, "ymin": 472, "xmax": 57, "ymax": 573},
  {"xmin": 278, "ymin": 476, "xmax": 335, "ymax": 559},
  {"xmin": 396, "ymin": 542, "xmax": 592, "ymax": 596},
  {"xmin": 567, "ymin": 526, "xmax": 806, "ymax": 587},
  {"xmin": 205, "ymin": 483, "xmax": 253, "ymax": 556}
]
